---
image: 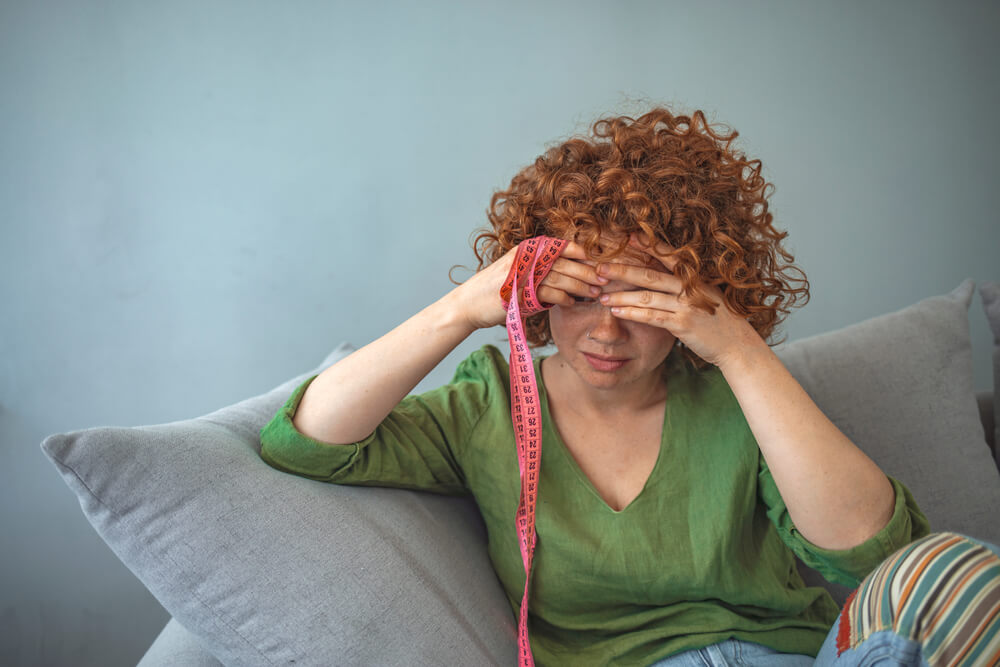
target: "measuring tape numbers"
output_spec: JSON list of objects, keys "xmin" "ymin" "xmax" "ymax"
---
[{"xmin": 499, "ymin": 235, "xmax": 568, "ymax": 667}]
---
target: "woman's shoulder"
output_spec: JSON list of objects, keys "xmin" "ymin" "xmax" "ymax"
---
[
  {"xmin": 666, "ymin": 350, "xmax": 747, "ymax": 424},
  {"xmin": 665, "ymin": 348, "xmax": 729, "ymax": 398},
  {"xmin": 451, "ymin": 344, "xmax": 510, "ymax": 385},
  {"xmin": 418, "ymin": 345, "xmax": 511, "ymax": 428},
  {"xmin": 665, "ymin": 351, "xmax": 758, "ymax": 458}
]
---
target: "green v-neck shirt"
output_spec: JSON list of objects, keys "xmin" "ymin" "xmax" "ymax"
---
[{"xmin": 260, "ymin": 345, "xmax": 928, "ymax": 665}]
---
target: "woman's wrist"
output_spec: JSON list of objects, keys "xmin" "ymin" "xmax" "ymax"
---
[
  {"xmin": 436, "ymin": 287, "xmax": 489, "ymax": 337},
  {"xmin": 711, "ymin": 322, "xmax": 771, "ymax": 377},
  {"xmin": 443, "ymin": 275, "xmax": 508, "ymax": 332}
]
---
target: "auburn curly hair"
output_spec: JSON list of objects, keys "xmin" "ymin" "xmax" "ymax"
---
[{"xmin": 472, "ymin": 106, "xmax": 809, "ymax": 368}]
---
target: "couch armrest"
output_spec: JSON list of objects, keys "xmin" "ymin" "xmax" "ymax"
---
[{"xmin": 978, "ymin": 391, "xmax": 997, "ymax": 471}]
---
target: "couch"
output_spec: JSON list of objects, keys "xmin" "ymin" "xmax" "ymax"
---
[{"xmin": 41, "ymin": 280, "xmax": 1000, "ymax": 666}]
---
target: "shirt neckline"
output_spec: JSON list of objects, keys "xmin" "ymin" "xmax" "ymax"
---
[{"xmin": 532, "ymin": 353, "xmax": 674, "ymax": 515}]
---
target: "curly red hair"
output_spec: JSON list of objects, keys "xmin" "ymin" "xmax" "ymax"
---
[{"xmin": 473, "ymin": 106, "xmax": 809, "ymax": 368}]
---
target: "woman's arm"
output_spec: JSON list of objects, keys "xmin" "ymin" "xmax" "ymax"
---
[
  {"xmin": 714, "ymin": 333, "xmax": 896, "ymax": 551},
  {"xmin": 596, "ymin": 237, "xmax": 895, "ymax": 551},
  {"xmin": 292, "ymin": 292, "xmax": 479, "ymax": 445},
  {"xmin": 293, "ymin": 242, "xmax": 606, "ymax": 445}
]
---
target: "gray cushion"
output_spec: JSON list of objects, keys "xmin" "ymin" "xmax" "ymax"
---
[
  {"xmin": 137, "ymin": 618, "xmax": 221, "ymax": 667},
  {"xmin": 978, "ymin": 392, "xmax": 996, "ymax": 459},
  {"xmin": 41, "ymin": 342, "xmax": 517, "ymax": 667},
  {"xmin": 778, "ymin": 280, "xmax": 998, "ymax": 542},
  {"xmin": 981, "ymin": 280, "xmax": 1000, "ymax": 463},
  {"xmin": 776, "ymin": 280, "xmax": 1000, "ymax": 602}
]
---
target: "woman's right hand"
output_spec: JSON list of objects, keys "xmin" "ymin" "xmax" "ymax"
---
[
  {"xmin": 453, "ymin": 240, "xmax": 608, "ymax": 330},
  {"xmin": 293, "ymin": 239, "xmax": 605, "ymax": 445}
]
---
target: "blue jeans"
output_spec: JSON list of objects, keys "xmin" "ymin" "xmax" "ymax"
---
[
  {"xmin": 649, "ymin": 533, "xmax": 1000, "ymax": 667},
  {"xmin": 646, "ymin": 632, "xmax": 927, "ymax": 666}
]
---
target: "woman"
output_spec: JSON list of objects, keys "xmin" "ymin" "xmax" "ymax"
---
[{"xmin": 260, "ymin": 108, "xmax": 999, "ymax": 665}]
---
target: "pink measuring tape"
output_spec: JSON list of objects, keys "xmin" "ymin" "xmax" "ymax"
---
[{"xmin": 499, "ymin": 236, "xmax": 568, "ymax": 667}]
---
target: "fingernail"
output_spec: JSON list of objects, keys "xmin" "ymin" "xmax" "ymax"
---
[
  {"xmin": 589, "ymin": 286, "xmax": 600, "ymax": 295},
  {"xmin": 599, "ymin": 294, "xmax": 609, "ymax": 303},
  {"xmin": 596, "ymin": 263, "xmax": 608, "ymax": 276}
]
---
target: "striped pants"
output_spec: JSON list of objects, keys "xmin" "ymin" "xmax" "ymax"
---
[
  {"xmin": 650, "ymin": 532, "xmax": 1000, "ymax": 666},
  {"xmin": 815, "ymin": 531, "xmax": 1000, "ymax": 666}
]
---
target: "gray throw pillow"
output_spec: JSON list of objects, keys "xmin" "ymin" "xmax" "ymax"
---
[
  {"xmin": 137, "ymin": 618, "xmax": 222, "ymax": 666},
  {"xmin": 778, "ymin": 280, "xmax": 998, "ymax": 540},
  {"xmin": 980, "ymin": 280, "xmax": 1000, "ymax": 461},
  {"xmin": 41, "ymin": 342, "xmax": 517, "ymax": 667},
  {"xmin": 776, "ymin": 280, "xmax": 1000, "ymax": 603}
]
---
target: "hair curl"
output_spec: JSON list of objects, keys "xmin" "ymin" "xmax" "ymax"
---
[{"xmin": 473, "ymin": 106, "xmax": 809, "ymax": 368}]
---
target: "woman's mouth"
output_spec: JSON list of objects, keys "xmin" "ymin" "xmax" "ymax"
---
[{"xmin": 582, "ymin": 353, "xmax": 629, "ymax": 372}]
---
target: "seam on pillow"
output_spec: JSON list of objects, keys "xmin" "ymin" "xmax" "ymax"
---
[{"xmin": 47, "ymin": 450, "xmax": 123, "ymax": 520}]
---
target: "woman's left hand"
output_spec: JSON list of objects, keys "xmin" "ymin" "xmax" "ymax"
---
[{"xmin": 595, "ymin": 235, "xmax": 763, "ymax": 368}]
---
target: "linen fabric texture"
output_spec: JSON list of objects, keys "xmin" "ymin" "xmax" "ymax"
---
[{"xmin": 41, "ymin": 280, "xmax": 1000, "ymax": 666}]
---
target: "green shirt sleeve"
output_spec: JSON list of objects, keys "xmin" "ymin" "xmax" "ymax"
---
[
  {"xmin": 757, "ymin": 456, "xmax": 931, "ymax": 588},
  {"xmin": 259, "ymin": 348, "xmax": 500, "ymax": 496}
]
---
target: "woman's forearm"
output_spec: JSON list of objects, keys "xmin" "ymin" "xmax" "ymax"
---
[
  {"xmin": 718, "ymin": 336, "xmax": 896, "ymax": 551},
  {"xmin": 291, "ymin": 241, "xmax": 603, "ymax": 447},
  {"xmin": 292, "ymin": 289, "xmax": 478, "ymax": 445}
]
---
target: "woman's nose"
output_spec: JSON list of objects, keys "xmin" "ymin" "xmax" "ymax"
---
[{"xmin": 587, "ymin": 306, "xmax": 628, "ymax": 344}]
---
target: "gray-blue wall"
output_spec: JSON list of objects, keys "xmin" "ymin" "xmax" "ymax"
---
[{"xmin": 2, "ymin": 1, "xmax": 997, "ymax": 664}]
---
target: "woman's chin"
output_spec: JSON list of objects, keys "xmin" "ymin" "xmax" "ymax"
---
[{"xmin": 574, "ymin": 363, "xmax": 634, "ymax": 390}]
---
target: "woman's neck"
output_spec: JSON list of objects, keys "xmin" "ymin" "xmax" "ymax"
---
[{"xmin": 540, "ymin": 354, "xmax": 668, "ymax": 419}]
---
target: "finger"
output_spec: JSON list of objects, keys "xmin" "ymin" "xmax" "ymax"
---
[
  {"xmin": 628, "ymin": 234, "xmax": 680, "ymax": 271},
  {"xmin": 599, "ymin": 290, "xmax": 681, "ymax": 313},
  {"xmin": 550, "ymin": 256, "xmax": 609, "ymax": 286},
  {"xmin": 536, "ymin": 285, "xmax": 575, "ymax": 307},
  {"xmin": 540, "ymin": 269, "xmax": 602, "ymax": 299},
  {"xmin": 606, "ymin": 305, "xmax": 676, "ymax": 330},
  {"xmin": 596, "ymin": 261, "xmax": 683, "ymax": 294}
]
